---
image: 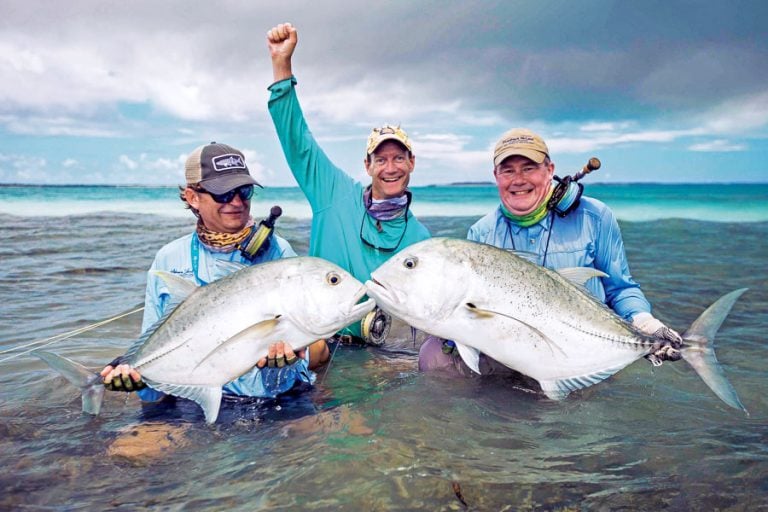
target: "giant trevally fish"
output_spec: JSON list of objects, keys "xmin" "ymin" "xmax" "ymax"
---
[
  {"xmin": 35, "ymin": 256, "xmax": 375, "ymax": 423},
  {"xmin": 365, "ymin": 237, "xmax": 747, "ymax": 414}
]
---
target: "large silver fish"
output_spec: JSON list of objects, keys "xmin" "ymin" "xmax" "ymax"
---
[
  {"xmin": 366, "ymin": 237, "xmax": 747, "ymax": 414},
  {"xmin": 35, "ymin": 256, "xmax": 375, "ymax": 423}
]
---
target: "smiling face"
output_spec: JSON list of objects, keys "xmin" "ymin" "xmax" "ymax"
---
[
  {"xmin": 185, "ymin": 186, "xmax": 251, "ymax": 233},
  {"xmin": 364, "ymin": 141, "xmax": 415, "ymax": 200},
  {"xmin": 494, "ymin": 155, "xmax": 555, "ymax": 216}
]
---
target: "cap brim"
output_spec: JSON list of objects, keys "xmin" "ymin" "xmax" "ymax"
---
[
  {"xmin": 199, "ymin": 174, "xmax": 261, "ymax": 194},
  {"xmin": 494, "ymin": 148, "xmax": 547, "ymax": 166}
]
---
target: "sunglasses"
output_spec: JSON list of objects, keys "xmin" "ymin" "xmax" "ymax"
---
[{"xmin": 194, "ymin": 184, "xmax": 254, "ymax": 204}]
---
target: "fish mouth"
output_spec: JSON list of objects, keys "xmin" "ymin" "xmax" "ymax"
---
[
  {"xmin": 348, "ymin": 284, "xmax": 376, "ymax": 320},
  {"xmin": 364, "ymin": 278, "xmax": 403, "ymax": 314},
  {"xmin": 304, "ymin": 285, "xmax": 375, "ymax": 337}
]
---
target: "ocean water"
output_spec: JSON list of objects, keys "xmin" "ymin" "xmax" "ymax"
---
[
  {"xmin": 2, "ymin": 183, "xmax": 768, "ymax": 222},
  {"xmin": 0, "ymin": 184, "xmax": 767, "ymax": 511}
]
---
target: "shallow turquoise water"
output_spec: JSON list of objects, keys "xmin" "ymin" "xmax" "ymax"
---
[
  {"xmin": 1, "ymin": 183, "xmax": 767, "ymax": 221},
  {"xmin": 0, "ymin": 200, "xmax": 766, "ymax": 510}
]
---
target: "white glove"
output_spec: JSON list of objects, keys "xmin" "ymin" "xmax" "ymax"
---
[{"xmin": 632, "ymin": 312, "xmax": 682, "ymax": 343}]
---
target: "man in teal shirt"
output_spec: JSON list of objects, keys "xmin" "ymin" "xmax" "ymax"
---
[{"xmin": 266, "ymin": 23, "xmax": 431, "ymax": 343}]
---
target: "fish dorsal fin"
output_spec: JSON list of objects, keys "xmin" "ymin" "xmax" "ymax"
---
[
  {"xmin": 193, "ymin": 317, "xmax": 282, "ymax": 371},
  {"xmin": 144, "ymin": 378, "xmax": 223, "ymax": 424},
  {"xmin": 454, "ymin": 343, "xmax": 481, "ymax": 374},
  {"xmin": 213, "ymin": 260, "xmax": 248, "ymax": 281},
  {"xmin": 124, "ymin": 306, "xmax": 179, "ymax": 362},
  {"xmin": 556, "ymin": 267, "xmax": 609, "ymax": 286},
  {"xmin": 151, "ymin": 271, "xmax": 198, "ymax": 302},
  {"xmin": 506, "ymin": 250, "xmax": 540, "ymax": 264},
  {"xmin": 538, "ymin": 364, "xmax": 626, "ymax": 400},
  {"xmin": 464, "ymin": 303, "xmax": 565, "ymax": 357}
]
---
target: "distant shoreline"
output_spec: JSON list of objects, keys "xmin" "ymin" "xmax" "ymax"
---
[{"xmin": 1, "ymin": 182, "xmax": 767, "ymax": 188}]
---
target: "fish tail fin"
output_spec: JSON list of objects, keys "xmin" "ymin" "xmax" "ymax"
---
[
  {"xmin": 679, "ymin": 288, "xmax": 749, "ymax": 416},
  {"xmin": 32, "ymin": 350, "xmax": 106, "ymax": 416}
]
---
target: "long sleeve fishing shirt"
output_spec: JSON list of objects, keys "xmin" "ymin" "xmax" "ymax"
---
[
  {"xmin": 268, "ymin": 76, "xmax": 431, "ymax": 337},
  {"xmin": 467, "ymin": 197, "xmax": 651, "ymax": 321},
  {"xmin": 136, "ymin": 232, "xmax": 313, "ymax": 402}
]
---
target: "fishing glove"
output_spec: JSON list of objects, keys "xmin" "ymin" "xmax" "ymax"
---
[
  {"xmin": 632, "ymin": 312, "xmax": 682, "ymax": 343},
  {"xmin": 259, "ymin": 355, "xmax": 312, "ymax": 398},
  {"xmin": 633, "ymin": 312, "xmax": 683, "ymax": 367},
  {"xmin": 441, "ymin": 339, "xmax": 460, "ymax": 356},
  {"xmin": 103, "ymin": 356, "xmax": 147, "ymax": 392}
]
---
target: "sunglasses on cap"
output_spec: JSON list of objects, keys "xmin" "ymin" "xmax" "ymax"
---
[{"xmin": 193, "ymin": 184, "xmax": 255, "ymax": 203}]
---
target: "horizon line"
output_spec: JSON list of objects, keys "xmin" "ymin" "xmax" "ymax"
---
[{"xmin": 1, "ymin": 181, "xmax": 767, "ymax": 188}]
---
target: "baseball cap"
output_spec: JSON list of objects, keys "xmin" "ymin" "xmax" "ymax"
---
[
  {"xmin": 366, "ymin": 125, "xmax": 413, "ymax": 156},
  {"xmin": 184, "ymin": 142, "xmax": 261, "ymax": 194},
  {"xmin": 493, "ymin": 128, "xmax": 549, "ymax": 166}
]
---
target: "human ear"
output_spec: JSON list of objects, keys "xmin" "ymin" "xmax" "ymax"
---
[{"xmin": 184, "ymin": 187, "xmax": 201, "ymax": 209}]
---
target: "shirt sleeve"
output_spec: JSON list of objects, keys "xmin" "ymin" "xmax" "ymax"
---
[
  {"xmin": 268, "ymin": 76, "xmax": 356, "ymax": 212},
  {"xmin": 221, "ymin": 349, "xmax": 315, "ymax": 398},
  {"xmin": 594, "ymin": 207, "xmax": 651, "ymax": 320},
  {"xmin": 140, "ymin": 257, "xmax": 168, "ymax": 334}
]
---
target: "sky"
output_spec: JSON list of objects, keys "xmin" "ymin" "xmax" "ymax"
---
[{"xmin": 1, "ymin": 0, "xmax": 767, "ymax": 187}]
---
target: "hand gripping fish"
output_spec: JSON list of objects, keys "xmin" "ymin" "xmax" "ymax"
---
[
  {"xmin": 34, "ymin": 256, "xmax": 374, "ymax": 423},
  {"xmin": 366, "ymin": 238, "xmax": 748, "ymax": 414}
]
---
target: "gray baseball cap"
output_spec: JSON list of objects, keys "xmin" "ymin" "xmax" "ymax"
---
[{"xmin": 184, "ymin": 142, "xmax": 261, "ymax": 194}]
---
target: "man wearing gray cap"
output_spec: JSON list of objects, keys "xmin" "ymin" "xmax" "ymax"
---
[
  {"xmin": 419, "ymin": 128, "xmax": 682, "ymax": 374},
  {"xmin": 100, "ymin": 142, "xmax": 329, "ymax": 406}
]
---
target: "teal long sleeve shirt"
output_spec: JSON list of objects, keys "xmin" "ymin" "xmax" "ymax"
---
[{"xmin": 268, "ymin": 77, "xmax": 431, "ymax": 336}]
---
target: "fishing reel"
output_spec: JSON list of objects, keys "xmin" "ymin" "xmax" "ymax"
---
[
  {"xmin": 238, "ymin": 205, "xmax": 282, "ymax": 262},
  {"xmin": 547, "ymin": 157, "xmax": 601, "ymax": 217},
  {"xmin": 360, "ymin": 307, "xmax": 392, "ymax": 347}
]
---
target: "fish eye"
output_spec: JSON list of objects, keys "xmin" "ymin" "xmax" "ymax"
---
[
  {"xmin": 326, "ymin": 272, "xmax": 341, "ymax": 285},
  {"xmin": 403, "ymin": 257, "xmax": 418, "ymax": 269}
]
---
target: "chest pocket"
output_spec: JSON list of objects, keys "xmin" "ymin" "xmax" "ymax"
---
[{"xmin": 544, "ymin": 240, "xmax": 596, "ymax": 269}]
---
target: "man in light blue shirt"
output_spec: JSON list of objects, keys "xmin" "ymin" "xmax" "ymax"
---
[
  {"xmin": 100, "ymin": 142, "xmax": 329, "ymax": 403},
  {"xmin": 419, "ymin": 128, "xmax": 681, "ymax": 374}
]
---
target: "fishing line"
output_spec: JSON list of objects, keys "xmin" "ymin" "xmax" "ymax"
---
[
  {"xmin": 0, "ymin": 307, "xmax": 144, "ymax": 363},
  {"xmin": 318, "ymin": 337, "xmax": 344, "ymax": 384}
]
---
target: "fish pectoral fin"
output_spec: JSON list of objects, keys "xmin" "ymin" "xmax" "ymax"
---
[
  {"xmin": 539, "ymin": 367, "xmax": 624, "ymax": 400},
  {"xmin": 464, "ymin": 303, "xmax": 566, "ymax": 357},
  {"xmin": 556, "ymin": 267, "xmax": 609, "ymax": 286},
  {"xmin": 146, "ymin": 379, "xmax": 223, "ymax": 424},
  {"xmin": 454, "ymin": 343, "xmax": 482, "ymax": 374},
  {"xmin": 152, "ymin": 271, "xmax": 198, "ymax": 301},
  {"xmin": 193, "ymin": 317, "xmax": 282, "ymax": 370}
]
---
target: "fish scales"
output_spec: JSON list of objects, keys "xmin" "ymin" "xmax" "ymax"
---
[
  {"xmin": 35, "ymin": 256, "xmax": 375, "ymax": 423},
  {"xmin": 366, "ymin": 237, "xmax": 747, "ymax": 413}
]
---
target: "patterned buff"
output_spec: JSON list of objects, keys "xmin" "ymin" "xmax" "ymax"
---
[
  {"xmin": 501, "ymin": 186, "xmax": 554, "ymax": 227},
  {"xmin": 196, "ymin": 218, "xmax": 255, "ymax": 253},
  {"xmin": 363, "ymin": 186, "xmax": 410, "ymax": 221}
]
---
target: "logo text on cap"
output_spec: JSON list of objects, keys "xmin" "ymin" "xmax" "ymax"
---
[
  {"xmin": 501, "ymin": 135, "xmax": 536, "ymax": 147},
  {"xmin": 212, "ymin": 154, "xmax": 246, "ymax": 172}
]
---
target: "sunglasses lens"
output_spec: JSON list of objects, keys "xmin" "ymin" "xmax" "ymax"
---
[
  {"xmin": 207, "ymin": 185, "xmax": 254, "ymax": 203},
  {"xmin": 237, "ymin": 185, "xmax": 254, "ymax": 201}
]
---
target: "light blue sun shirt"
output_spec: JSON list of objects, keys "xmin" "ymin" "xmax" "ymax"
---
[
  {"xmin": 467, "ymin": 198, "xmax": 652, "ymax": 320},
  {"xmin": 136, "ymin": 231, "xmax": 314, "ymax": 402}
]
